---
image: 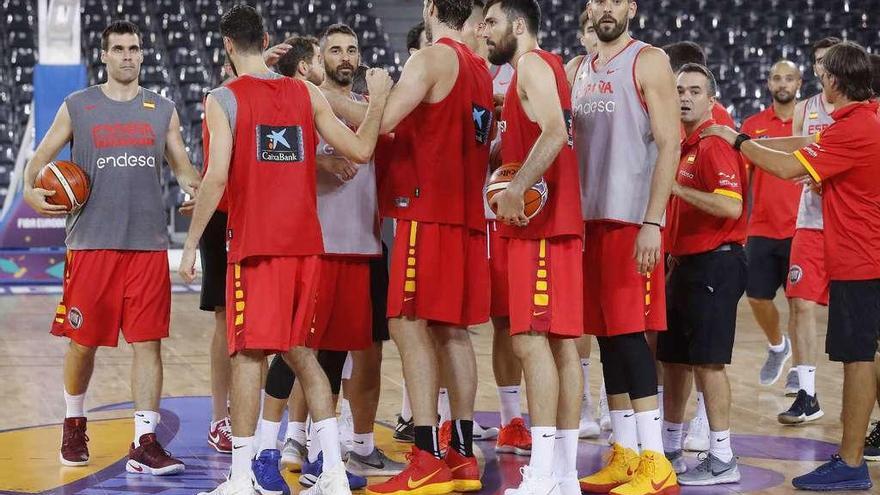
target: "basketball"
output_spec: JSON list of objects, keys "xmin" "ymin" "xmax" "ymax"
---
[
  {"xmin": 34, "ymin": 160, "xmax": 90, "ymax": 212},
  {"xmin": 485, "ymin": 163, "xmax": 548, "ymax": 219}
]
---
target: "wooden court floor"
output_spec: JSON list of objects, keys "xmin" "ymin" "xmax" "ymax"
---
[{"xmin": 1, "ymin": 285, "xmax": 878, "ymax": 494}]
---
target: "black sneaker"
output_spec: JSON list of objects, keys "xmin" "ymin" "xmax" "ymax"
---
[
  {"xmin": 778, "ymin": 390, "xmax": 824, "ymax": 425},
  {"xmin": 865, "ymin": 420, "xmax": 880, "ymax": 461},
  {"xmin": 393, "ymin": 415, "xmax": 414, "ymax": 442}
]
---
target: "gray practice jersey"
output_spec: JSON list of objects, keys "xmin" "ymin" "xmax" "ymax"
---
[
  {"xmin": 64, "ymin": 85, "xmax": 174, "ymax": 250},
  {"xmin": 572, "ymin": 40, "xmax": 660, "ymax": 225},
  {"xmin": 796, "ymin": 94, "xmax": 834, "ymax": 230}
]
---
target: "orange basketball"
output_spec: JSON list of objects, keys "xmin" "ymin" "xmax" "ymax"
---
[
  {"xmin": 35, "ymin": 160, "xmax": 90, "ymax": 212},
  {"xmin": 485, "ymin": 162, "xmax": 548, "ymax": 219}
]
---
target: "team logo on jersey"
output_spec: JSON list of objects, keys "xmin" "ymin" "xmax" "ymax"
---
[
  {"xmin": 257, "ymin": 125, "xmax": 304, "ymax": 163},
  {"xmin": 92, "ymin": 122, "xmax": 156, "ymax": 149},
  {"xmin": 68, "ymin": 307, "xmax": 83, "ymax": 330},
  {"xmin": 809, "ymin": 112, "xmax": 819, "ymax": 119},
  {"xmin": 563, "ymin": 109, "xmax": 574, "ymax": 147},
  {"xmin": 472, "ymin": 103, "xmax": 492, "ymax": 145},
  {"xmin": 788, "ymin": 265, "xmax": 803, "ymax": 285}
]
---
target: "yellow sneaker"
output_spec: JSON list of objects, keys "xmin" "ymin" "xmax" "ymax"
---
[
  {"xmin": 610, "ymin": 450, "xmax": 680, "ymax": 495},
  {"xmin": 579, "ymin": 443, "xmax": 641, "ymax": 493}
]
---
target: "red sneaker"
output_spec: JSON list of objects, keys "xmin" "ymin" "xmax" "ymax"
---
[
  {"xmin": 439, "ymin": 421, "xmax": 452, "ymax": 454},
  {"xmin": 60, "ymin": 416, "xmax": 90, "ymax": 466},
  {"xmin": 365, "ymin": 446, "xmax": 454, "ymax": 495},
  {"xmin": 444, "ymin": 447, "xmax": 482, "ymax": 492},
  {"xmin": 495, "ymin": 417, "xmax": 532, "ymax": 456},
  {"xmin": 208, "ymin": 417, "xmax": 232, "ymax": 454},
  {"xmin": 126, "ymin": 433, "xmax": 185, "ymax": 476}
]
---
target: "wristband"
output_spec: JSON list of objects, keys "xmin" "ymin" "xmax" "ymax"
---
[
  {"xmin": 733, "ymin": 133, "xmax": 751, "ymax": 151},
  {"xmin": 643, "ymin": 221, "xmax": 662, "ymax": 228}
]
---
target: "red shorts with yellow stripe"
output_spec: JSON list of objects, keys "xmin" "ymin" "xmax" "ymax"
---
[
  {"xmin": 583, "ymin": 221, "xmax": 667, "ymax": 336},
  {"xmin": 51, "ymin": 250, "xmax": 170, "ymax": 347},
  {"xmin": 785, "ymin": 229, "xmax": 829, "ymax": 305},
  {"xmin": 226, "ymin": 255, "xmax": 321, "ymax": 355},
  {"xmin": 387, "ymin": 220, "xmax": 490, "ymax": 327},
  {"xmin": 309, "ymin": 256, "xmax": 373, "ymax": 351},
  {"xmin": 488, "ymin": 221, "xmax": 510, "ymax": 317},
  {"xmin": 507, "ymin": 236, "xmax": 583, "ymax": 338}
]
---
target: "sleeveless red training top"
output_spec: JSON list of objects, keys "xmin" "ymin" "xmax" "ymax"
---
[
  {"xmin": 224, "ymin": 75, "xmax": 323, "ymax": 262},
  {"xmin": 499, "ymin": 49, "xmax": 583, "ymax": 240},
  {"xmin": 380, "ymin": 38, "xmax": 494, "ymax": 232}
]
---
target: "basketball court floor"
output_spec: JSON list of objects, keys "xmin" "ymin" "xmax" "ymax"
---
[{"xmin": 1, "ymin": 282, "xmax": 878, "ymax": 494}]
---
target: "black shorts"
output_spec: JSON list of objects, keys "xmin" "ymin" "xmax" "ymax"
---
[
  {"xmin": 370, "ymin": 242, "xmax": 390, "ymax": 342},
  {"xmin": 745, "ymin": 236, "xmax": 792, "ymax": 299},
  {"xmin": 198, "ymin": 211, "xmax": 228, "ymax": 312},
  {"xmin": 826, "ymin": 279, "xmax": 880, "ymax": 363},
  {"xmin": 658, "ymin": 246, "xmax": 747, "ymax": 365}
]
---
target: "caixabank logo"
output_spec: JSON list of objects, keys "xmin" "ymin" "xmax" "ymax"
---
[{"xmin": 256, "ymin": 125, "xmax": 304, "ymax": 163}]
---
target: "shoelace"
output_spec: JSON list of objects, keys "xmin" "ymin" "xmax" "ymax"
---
[
  {"xmin": 509, "ymin": 420, "xmax": 530, "ymax": 439},
  {"xmin": 218, "ymin": 419, "xmax": 232, "ymax": 440},
  {"xmin": 630, "ymin": 454, "xmax": 656, "ymax": 485},
  {"xmin": 693, "ymin": 452, "xmax": 712, "ymax": 473},
  {"xmin": 143, "ymin": 439, "xmax": 176, "ymax": 460},
  {"xmin": 64, "ymin": 425, "xmax": 89, "ymax": 446},
  {"xmin": 813, "ymin": 455, "xmax": 842, "ymax": 475},
  {"xmin": 866, "ymin": 421, "xmax": 880, "ymax": 445}
]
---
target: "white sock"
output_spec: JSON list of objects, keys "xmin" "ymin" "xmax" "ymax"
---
[
  {"xmin": 529, "ymin": 426, "xmax": 556, "ymax": 477},
  {"xmin": 438, "ymin": 388, "xmax": 451, "ymax": 424},
  {"xmin": 401, "ymin": 382, "xmax": 412, "ymax": 421},
  {"xmin": 797, "ymin": 365, "xmax": 817, "ymax": 396},
  {"xmin": 133, "ymin": 411, "xmax": 159, "ymax": 446},
  {"xmin": 580, "ymin": 359, "xmax": 591, "ymax": 402},
  {"xmin": 498, "ymin": 386, "xmax": 522, "ymax": 426},
  {"xmin": 610, "ymin": 409, "xmax": 639, "ymax": 452},
  {"xmin": 634, "ymin": 409, "xmax": 663, "ymax": 453},
  {"xmin": 694, "ymin": 392, "xmax": 707, "ymax": 422},
  {"xmin": 769, "ymin": 337, "xmax": 786, "ymax": 353},
  {"xmin": 64, "ymin": 391, "xmax": 85, "ymax": 418},
  {"xmin": 552, "ymin": 429, "xmax": 579, "ymax": 477},
  {"xmin": 231, "ymin": 435, "xmax": 255, "ymax": 479},
  {"xmin": 352, "ymin": 432, "xmax": 374, "ymax": 457},
  {"xmin": 258, "ymin": 419, "xmax": 281, "ymax": 454},
  {"xmin": 307, "ymin": 423, "xmax": 321, "ymax": 463},
  {"xmin": 662, "ymin": 421, "xmax": 684, "ymax": 452},
  {"xmin": 286, "ymin": 421, "xmax": 307, "ymax": 444},
  {"xmin": 657, "ymin": 385, "xmax": 665, "ymax": 421},
  {"xmin": 710, "ymin": 429, "xmax": 733, "ymax": 462},
  {"xmin": 313, "ymin": 417, "xmax": 342, "ymax": 469}
]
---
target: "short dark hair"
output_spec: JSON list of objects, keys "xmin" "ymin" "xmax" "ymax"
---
[
  {"xmin": 663, "ymin": 41, "xmax": 706, "ymax": 72},
  {"xmin": 101, "ymin": 20, "xmax": 140, "ymax": 51},
  {"xmin": 812, "ymin": 37, "xmax": 841, "ymax": 62},
  {"xmin": 870, "ymin": 53, "xmax": 880, "ymax": 96},
  {"xmin": 677, "ymin": 63, "xmax": 718, "ymax": 97},
  {"xmin": 321, "ymin": 23, "xmax": 358, "ymax": 44},
  {"xmin": 406, "ymin": 21, "xmax": 425, "ymax": 51},
  {"xmin": 578, "ymin": 7, "xmax": 589, "ymax": 30},
  {"xmin": 484, "ymin": 0, "xmax": 541, "ymax": 36},
  {"xmin": 276, "ymin": 35, "xmax": 319, "ymax": 78},
  {"xmin": 431, "ymin": 0, "xmax": 474, "ymax": 31},
  {"xmin": 473, "ymin": 0, "xmax": 485, "ymax": 8},
  {"xmin": 822, "ymin": 41, "xmax": 873, "ymax": 101},
  {"xmin": 219, "ymin": 4, "xmax": 265, "ymax": 54}
]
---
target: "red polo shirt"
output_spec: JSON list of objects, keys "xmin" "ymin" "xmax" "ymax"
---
[
  {"xmin": 793, "ymin": 100, "xmax": 880, "ymax": 280},
  {"xmin": 741, "ymin": 106, "xmax": 800, "ymax": 239},
  {"xmin": 667, "ymin": 119, "xmax": 748, "ymax": 256},
  {"xmin": 712, "ymin": 101, "xmax": 736, "ymax": 128}
]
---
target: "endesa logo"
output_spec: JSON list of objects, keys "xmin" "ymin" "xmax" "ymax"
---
[
  {"xmin": 92, "ymin": 122, "xmax": 156, "ymax": 149},
  {"xmin": 96, "ymin": 153, "xmax": 157, "ymax": 169}
]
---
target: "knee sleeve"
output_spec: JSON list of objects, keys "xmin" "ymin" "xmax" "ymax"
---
[
  {"xmin": 318, "ymin": 351, "xmax": 348, "ymax": 395},
  {"xmin": 265, "ymin": 354, "xmax": 296, "ymax": 400},
  {"xmin": 598, "ymin": 333, "xmax": 659, "ymax": 400},
  {"xmin": 597, "ymin": 336, "xmax": 629, "ymax": 396}
]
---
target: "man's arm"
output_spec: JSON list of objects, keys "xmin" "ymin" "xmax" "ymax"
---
[
  {"xmin": 635, "ymin": 47, "xmax": 681, "ymax": 274},
  {"xmin": 701, "ymin": 125, "xmax": 812, "ymax": 180},
  {"xmin": 23, "ymin": 103, "xmax": 74, "ymax": 216},
  {"xmin": 491, "ymin": 53, "xmax": 567, "ymax": 226},
  {"xmin": 672, "ymin": 183, "xmax": 742, "ymax": 219},
  {"xmin": 164, "ymin": 108, "xmax": 201, "ymax": 196},
  {"xmin": 179, "ymin": 94, "xmax": 232, "ymax": 282},
  {"xmin": 565, "ymin": 55, "xmax": 584, "ymax": 86},
  {"xmin": 316, "ymin": 154, "xmax": 358, "ymax": 181},
  {"xmin": 752, "ymin": 100, "xmax": 816, "ymax": 152}
]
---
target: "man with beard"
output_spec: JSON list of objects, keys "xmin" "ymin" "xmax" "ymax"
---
[
  {"xmin": 571, "ymin": 1, "xmax": 681, "ymax": 494},
  {"xmin": 740, "ymin": 60, "xmax": 803, "ymax": 391},
  {"xmin": 482, "ymin": 1, "xmax": 584, "ymax": 493}
]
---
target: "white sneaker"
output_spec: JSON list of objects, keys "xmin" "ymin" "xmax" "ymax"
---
[
  {"xmin": 684, "ymin": 414, "xmax": 710, "ymax": 452},
  {"xmin": 474, "ymin": 421, "xmax": 500, "ymax": 440},
  {"xmin": 505, "ymin": 466, "xmax": 560, "ymax": 495},
  {"xmin": 339, "ymin": 399, "xmax": 354, "ymax": 455},
  {"xmin": 556, "ymin": 470, "xmax": 580, "ymax": 495},
  {"xmin": 578, "ymin": 403, "xmax": 600, "ymax": 439},
  {"xmin": 197, "ymin": 476, "xmax": 258, "ymax": 495},
  {"xmin": 598, "ymin": 383, "xmax": 611, "ymax": 431},
  {"xmin": 301, "ymin": 461, "xmax": 351, "ymax": 495}
]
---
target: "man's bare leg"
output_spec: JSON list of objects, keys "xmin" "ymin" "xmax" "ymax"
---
[
  {"xmin": 346, "ymin": 342, "xmax": 383, "ymax": 458},
  {"xmin": 661, "ymin": 363, "xmax": 692, "ymax": 454},
  {"xmin": 229, "ymin": 349, "xmax": 263, "ymax": 479},
  {"xmin": 493, "ymin": 317, "xmax": 524, "ymax": 427},
  {"xmin": 748, "ymin": 297, "xmax": 783, "ymax": 345},
  {"xmin": 839, "ymin": 362, "xmax": 877, "ymax": 466},
  {"xmin": 435, "ymin": 325, "xmax": 477, "ymax": 455},
  {"xmin": 512, "ymin": 332, "xmax": 559, "ymax": 478},
  {"xmin": 550, "ymin": 337, "xmax": 582, "ymax": 486},
  {"xmin": 211, "ymin": 309, "xmax": 230, "ymax": 422},
  {"xmin": 131, "ymin": 340, "xmax": 162, "ymax": 445},
  {"xmin": 64, "ymin": 341, "xmax": 96, "ymax": 397}
]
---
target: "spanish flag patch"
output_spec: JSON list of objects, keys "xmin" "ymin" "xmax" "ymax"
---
[
  {"xmin": 143, "ymin": 99, "xmax": 156, "ymax": 110},
  {"xmin": 687, "ymin": 154, "xmax": 696, "ymax": 164},
  {"xmin": 809, "ymin": 112, "xmax": 818, "ymax": 119}
]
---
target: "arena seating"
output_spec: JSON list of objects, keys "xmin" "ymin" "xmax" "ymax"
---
[{"xmin": 0, "ymin": 0, "xmax": 877, "ymax": 232}]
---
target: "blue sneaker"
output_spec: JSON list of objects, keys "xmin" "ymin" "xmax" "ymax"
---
[
  {"xmin": 300, "ymin": 452, "xmax": 366, "ymax": 489},
  {"xmin": 792, "ymin": 454, "xmax": 872, "ymax": 491},
  {"xmin": 251, "ymin": 449, "xmax": 290, "ymax": 495}
]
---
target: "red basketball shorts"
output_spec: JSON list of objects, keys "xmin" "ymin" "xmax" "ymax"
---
[
  {"xmin": 51, "ymin": 250, "xmax": 170, "ymax": 347},
  {"xmin": 227, "ymin": 255, "xmax": 321, "ymax": 355},
  {"xmin": 388, "ymin": 220, "xmax": 490, "ymax": 327},
  {"xmin": 785, "ymin": 229, "xmax": 829, "ymax": 305},
  {"xmin": 488, "ymin": 221, "xmax": 510, "ymax": 318},
  {"xmin": 507, "ymin": 236, "xmax": 583, "ymax": 338},
  {"xmin": 583, "ymin": 221, "xmax": 667, "ymax": 336},
  {"xmin": 309, "ymin": 256, "xmax": 373, "ymax": 351}
]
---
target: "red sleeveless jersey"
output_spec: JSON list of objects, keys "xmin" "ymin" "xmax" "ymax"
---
[
  {"xmin": 201, "ymin": 112, "xmax": 228, "ymax": 213},
  {"xmin": 224, "ymin": 75, "xmax": 323, "ymax": 262},
  {"xmin": 499, "ymin": 49, "xmax": 583, "ymax": 239},
  {"xmin": 380, "ymin": 38, "xmax": 494, "ymax": 232}
]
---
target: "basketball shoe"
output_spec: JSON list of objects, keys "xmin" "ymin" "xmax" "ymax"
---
[
  {"xmin": 302, "ymin": 462, "xmax": 353, "ymax": 495},
  {"xmin": 495, "ymin": 417, "xmax": 531, "ymax": 456},
  {"xmin": 365, "ymin": 446, "xmax": 455, "ymax": 495},
  {"xmin": 209, "ymin": 417, "xmax": 233, "ymax": 454},
  {"xmin": 126, "ymin": 433, "xmax": 185, "ymax": 475},
  {"xmin": 252, "ymin": 449, "xmax": 290, "ymax": 495},
  {"xmin": 864, "ymin": 421, "xmax": 880, "ymax": 461},
  {"xmin": 778, "ymin": 390, "xmax": 824, "ymax": 425},
  {"xmin": 394, "ymin": 415, "xmax": 415, "ymax": 442},
  {"xmin": 609, "ymin": 451, "xmax": 679, "ymax": 495},
  {"xmin": 444, "ymin": 447, "xmax": 481, "ymax": 492},
  {"xmin": 683, "ymin": 414, "xmax": 709, "ymax": 452},
  {"xmin": 280, "ymin": 438, "xmax": 306, "ymax": 472},
  {"xmin": 439, "ymin": 421, "xmax": 452, "ymax": 454},
  {"xmin": 300, "ymin": 452, "xmax": 366, "ymax": 489},
  {"xmin": 784, "ymin": 369, "xmax": 799, "ymax": 396},
  {"xmin": 347, "ymin": 447, "xmax": 406, "ymax": 477},
  {"xmin": 473, "ymin": 422, "xmax": 499, "ymax": 441},
  {"xmin": 60, "ymin": 416, "xmax": 89, "ymax": 466},
  {"xmin": 197, "ymin": 476, "xmax": 258, "ymax": 495},
  {"xmin": 579, "ymin": 443, "xmax": 640, "ymax": 493},
  {"xmin": 504, "ymin": 465, "xmax": 560, "ymax": 495}
]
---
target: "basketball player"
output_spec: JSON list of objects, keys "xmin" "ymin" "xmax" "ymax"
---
[
  {"xmin": 483, "ymin": 1, "xmax": 584, "ymax": 493},
  {"xmin": 180, "ymin": 5, "xmax": 391, "ymax": 494},
  {"xmin": 23, "ymin": 20, "xmax": 199, "ymax": 476},
  {"xmin": 660, "ymin": 64, "xmax": 747, "ymax": 485},
  {"xmin": 572, "ymin": 1, "xmax": 681, "ymax": 494},
  {"xmin": 740, "ymin": 60, "xmax": 803, "ymax": 390},
  {"xmin": 776, "ymin": 38, "xmax": 840, "ymax": 426},
  {"xmin": 704, "ymin": 40, "xmax": 879, "ymax": 493},
  {"xmin": 406, "ymin": 21, "xmax": 429, "ymax": 56},
  {"xmin": 564, "ymin": 7, "xmax": 597, "ymax": 82}
]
